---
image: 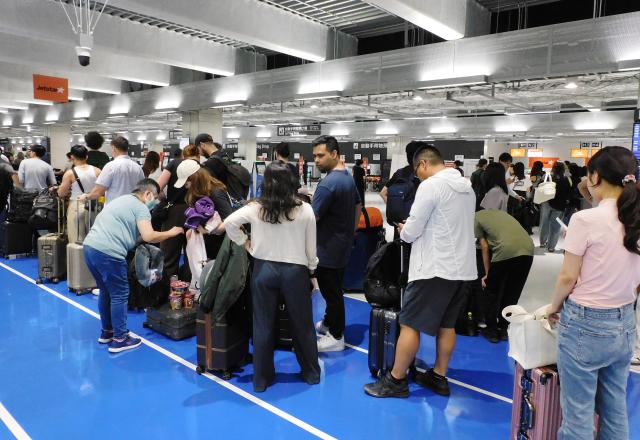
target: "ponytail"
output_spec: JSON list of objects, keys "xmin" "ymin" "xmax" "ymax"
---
[
  {"xmin": 618, "ymin": 179, "xmax": 640, "ymax": 255},
  {"xmin": 588, "ymin": 147, "xmax": 640, "ymax": 255}
]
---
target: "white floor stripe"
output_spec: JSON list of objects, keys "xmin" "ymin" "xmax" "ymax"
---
[
  {"xmin": 0, "ymin": 263, "xmax": 337, "ymax": 440},
  {"xmin": 0, "ymin": 402, "xmax": 31, "ymax": 440}
]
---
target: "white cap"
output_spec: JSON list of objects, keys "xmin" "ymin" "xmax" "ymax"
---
[{"xmin": 174, "ymin": 159, "xmax": 200, "ymax": 188}]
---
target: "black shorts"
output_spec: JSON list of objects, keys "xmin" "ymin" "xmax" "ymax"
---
[{"xmin": 399, "ymin": 277, "xmax": 467, "ymax": 336}]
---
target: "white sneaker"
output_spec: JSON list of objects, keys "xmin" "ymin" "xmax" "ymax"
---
[
  {"xmin": 631, "ymin": 355, "xmax": 640, "ymax": 366},
  {"xmin": 92, "ymin": 288, "xmax": 100, "ymax": 296},
  {"xmin": 317, "ymin": 332, "xmax": 345, "ymax": 352},
  {"xmin": 315, "ymin": 319, "xmax": 329, "ymax": 335}
]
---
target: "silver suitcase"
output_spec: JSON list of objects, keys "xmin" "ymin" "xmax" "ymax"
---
[{"xmin": 67, "ymin": 199, "xmax": 97, "ymax": 295}]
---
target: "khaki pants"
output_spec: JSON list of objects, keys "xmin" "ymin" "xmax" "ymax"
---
[{"xmin": 67, "ymin": 200, "xmax": 94, "ymax": 244}]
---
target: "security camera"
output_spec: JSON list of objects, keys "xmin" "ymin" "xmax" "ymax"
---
[{"xmin": 75, "ymin": 33, "xmax": 93, "ymax": 67}]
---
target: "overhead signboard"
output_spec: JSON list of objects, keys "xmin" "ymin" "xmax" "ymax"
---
[
  {"xmin": 33, "ymin": 74, "xmax": 69, "ymax": 103},
  {"xmin": 633, "ymin": 121, "xmax": 640, "ymax": 160},
  {"xmin": 277, "ymin": 124, "xmax": 321, "ymax": 137},
  {"xmin": 527, "ymin": 148, "xmax": 544, "ymax": 158},
  {"xmin": 510, "ymin": 148, "xmax": 526, "ymax": 158},
  {"xmin": 571, "ymin": 149, "xmax": 590, "ymax": 159}
]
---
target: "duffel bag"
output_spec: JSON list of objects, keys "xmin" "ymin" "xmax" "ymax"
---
[{"xmin": 7, "ymin": 187, "xmax": 39, "ymax": 223}]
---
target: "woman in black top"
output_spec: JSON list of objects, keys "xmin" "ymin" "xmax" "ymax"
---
[{"xmin": 539, "ymin": 162, "xmax": 571, "ymax": 253}]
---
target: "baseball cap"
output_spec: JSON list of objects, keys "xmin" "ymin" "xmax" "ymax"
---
[
  {"xmin": 174, "ymin": 159, "xmax": 201, "ymax": 188},
  {"xmin": 193, "ymin": 133, "xmax": 213, "ymax": 146}
]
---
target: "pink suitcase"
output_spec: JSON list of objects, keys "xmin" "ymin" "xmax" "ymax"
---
[{"xmin": 511, "ymin": 363, "xmax": 598, "ymax": 440}]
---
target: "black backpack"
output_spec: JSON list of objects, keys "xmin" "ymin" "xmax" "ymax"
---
[
  {"xmin": 213, "ymin": 153, "xmax": 251, "ymax": 201},
  {"xmin": 385, "ymin": 172, "xmax": 419, "ymax": 225},
  {"xmin": 28, "ymin": 190, "xmax": 59, "ymax": 230},
  {"xmin": 8, "ymin": 187, "xmax": 39, "ymax": 223},
  {"xmin": 363, "ymin": 241, "xmax": 402, "ymax": 308}
]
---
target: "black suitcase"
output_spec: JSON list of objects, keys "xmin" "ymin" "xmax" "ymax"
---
[
  {"xmin": 3, "ymin": 221, "xmax": 33, "ymax": 257},
  {"xmin": 368, "ymin": 241, "xmax": 405, "ymax": 378},
  {"xmin": 276, "ymin": 298, "xmax": 293, "ymax": 347},
  {"xmin": 368, "ymin": 307, "xmax": 400, "ymax": 377},
  {"xmin": 195, "ymin": 304, "xmax": 250, "ymax": 379},
  {"xmin": 143, "ymin": 303, "xmax": 197, "ymax": 340}
]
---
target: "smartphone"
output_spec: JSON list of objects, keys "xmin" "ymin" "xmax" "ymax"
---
[{"xmin": 555, "ymin": 217, "xmax": 568, "ymax": 231}]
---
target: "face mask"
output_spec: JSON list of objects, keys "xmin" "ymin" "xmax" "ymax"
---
[{"xmin": 146, "ymin": 197, "xmax": 160, "ymax": 210}]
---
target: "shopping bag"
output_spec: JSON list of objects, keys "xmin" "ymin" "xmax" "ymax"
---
[
  {"xmin": 533, "ymin": 173, "xmax": 556, "ymax": 205},
  {"xmin": 186, "ymin": 231, "xmax": 207, "ymax": 290},
  {"xmin": 502, "ymin": 304, "xmax": 557, "ymax": 369}
]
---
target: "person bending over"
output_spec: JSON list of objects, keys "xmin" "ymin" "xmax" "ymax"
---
[
  {"xmin": 83, "ymin": 179, "xmax": 184, "ymax": 353},
  {"xmin": 365, "ymin": 145, "xmax": 477, "ymax": 398}
]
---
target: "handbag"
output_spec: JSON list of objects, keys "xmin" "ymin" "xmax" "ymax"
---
[
  {"xmin": 151, "ymin": 190, "xmax": 184, "ymax": 228},
  {"xmin": 502, "ymin": 304, "xmax": 557, "ymax": 369},
  {"xmin": 533, "ymin": 173, "xmax": 556, "ymax": 205}
]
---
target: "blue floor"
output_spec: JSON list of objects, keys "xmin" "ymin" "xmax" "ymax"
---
[{"xmin": 0, "ymin": 257, "xmax": 638, "ymax": 439}]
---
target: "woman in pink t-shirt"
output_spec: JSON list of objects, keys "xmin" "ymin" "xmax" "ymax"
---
[{"xmin": 548, "ymin": 147, "xmax": 640, "ymax": 440}]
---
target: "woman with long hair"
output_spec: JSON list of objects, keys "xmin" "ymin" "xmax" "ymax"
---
[
  {"xmin": 548, "ymin": 146, "xmax": 640, "ymax": 439},
  {"xmin": 539, "ymin": 161, "xmax": 571, "ymax": 252},
  {"xmin": 220, "ymin": 162, "xmax": 320, "ymax": 393},
  {"xmin": 142, "ymin": 151, "xmax": 161, "ymax": 180},
  {"xmin": 480, "ymin": 162, "xmax": 509, "ymax": 211}
]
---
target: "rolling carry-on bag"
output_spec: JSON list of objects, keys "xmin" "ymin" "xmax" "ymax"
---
[
  {"xmin": 143, "ymin": 302, "xmax": 196, "ymax": 340},
  {"xmin": 195, "ymin": 302, "xmax": 250, "ymax": 379},
  {"xmin": 511, "ymin": 363, "xmax": 598, "ymax": 440},
  {"xmin": 367, "ymin": 241, "xmax": 406, "ymax": 378},
  {"xmin": 3, "ymin": 221, "xmax": 33, "ymax": 257},
  {"xmin": 36, "ymin": 198, "xmax": 67, "ymax": 284},
  {"xmin": 67, "ymin": 200, "xmax": 97, "ymax": 295}
]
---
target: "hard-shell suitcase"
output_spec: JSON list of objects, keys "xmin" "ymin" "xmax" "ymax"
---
[
  {"xmin": 511, "ymin": 363, "xmax": 598, "ymax": 440},
  {"xmin": 276, "ymin": 298, "xmax": 293, "ymax": 347},
  {"xmin": 3, "ymin": 221, "xmax": 33, "ymax": 258},
  {"xmin": 67, "ymin": 200, "xmax": 96, "ymax": 295},
  {"xmin": 196, "ymin": 302, "xmax": 250, "ymax": 379},
  {"xmin": 36, "ymin": 198, "xmax": 67, "ymax": 284},
  {"xmin": 368, "ymin": 241, "xmax": 405, "ymax": 377},
  {"xmin": 143, "ymin": 303, "xmax": 197, "ymax": 340}
]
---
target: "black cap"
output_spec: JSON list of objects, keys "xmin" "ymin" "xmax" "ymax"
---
[{"xmin": 194, "ymin": 133, "xmax": 213, "ymax": 146}]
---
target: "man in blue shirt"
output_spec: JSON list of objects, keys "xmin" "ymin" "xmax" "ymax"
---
[
  {"xmin": 311, "ymin": 136, "xmax": 361, "ymax": 352},
  {"xmin": 83, "ymin": 179, "xmax": 184, "ymax": 353}
]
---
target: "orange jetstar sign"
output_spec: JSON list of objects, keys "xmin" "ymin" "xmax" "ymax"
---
[{"xmin": 33, "ymin": 74, "xmax": 69, "ymax": 103}]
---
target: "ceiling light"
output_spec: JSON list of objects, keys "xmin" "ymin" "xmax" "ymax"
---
[
  {"xmin": 328, "ymin": 120, "xmax": 355, "ymax": 124},
  {"xmin": 417, "ymin": 75, "xmax": 488, "ymax": 90},
  {"xmin": 72, "ymin": 118, "xmax": 88, "ymax": 122},
  {"xmin": 412, "ymin": 95, "xmax": 423, "ymax": 101},
  {"xmin": 564, "ymin": 81, "xmax": 578, "ymax": 89},
  {"xmin": 618, "ymin": 59, "xmax": 640, "ymax": 72},
  {"xmin": 226, "ymin": 132, "xmax": 240, "ymax": 139},
  {"xmin": 376, "ymin": 128, "xmax": 398, "ymax": 135},
  {"xmin": 330, "ymin": 128, "xmax": 349, "ymax": 136},
  {"xmin": 430, "ymin": 127, "xmax": 457, "ymax": 134},
  {"xmin": 106, "ymin": 113, "xmax": 128, "ymax": 119},
  {"xmin": 16, "ymin": 99, "xmax": 54, "ymax": 106},
  {"xmin": 210, "ymin": 100, "xmax": 247, "ymax": 109},
  {"xmin": 257, "ymin": 131, "xmax": 271, "ymax": 138},
  {"xmin": 0, "ymin": 108, "xmax": 8, "ymax": 114},
  {"xmin": 310, "ymin": 104, "xmax": 319, "ymax": 109},
  {"xmin": 506, "ymin": 109, "xmax": 560, "ymax": 115},
  {"xmin": 153, "ymin": 108, "xmax": 179, "ymax": 114},
  {"xmin": 2, "ymin": 120, "xmax": 12, "ymax": 127},
  {"xmin": 43, "ymin": 121, "xmax": 56, "ymax": 125},
  {"xmin": 295, "ymin": 90, "xmax": 342, "ymax": 101},
  {"xmin": 587, "ymin": 108, "xmax": 601, "ymax": 112}
]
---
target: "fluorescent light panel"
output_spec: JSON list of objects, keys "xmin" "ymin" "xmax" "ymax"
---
[
  {"xmin": 295, "ymin": 91, "xmax": 342, "ymax": 101},
  {"xmin": 211, "ymin": 100, "xmax": 247, "ymax": 108},
  {"xmin": 107, "ymin": 113, "xmax": 128, "ymax": 119},
  {"xmin": 417, "ymin": 75, "xmax": 488, "ymax": 90},
  {"xmin": 618, "ymin": 59, "xmax": 640, "ymax": 72}
]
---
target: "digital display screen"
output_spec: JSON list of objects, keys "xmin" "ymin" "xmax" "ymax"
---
[{"xmin": 633, "ymin": 121, "xmax": 640, "ymax": 160}]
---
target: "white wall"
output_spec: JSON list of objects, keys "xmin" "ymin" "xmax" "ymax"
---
[{"xmin": 486, "ymin": 138, "xmax": 632, "ymax": 165}]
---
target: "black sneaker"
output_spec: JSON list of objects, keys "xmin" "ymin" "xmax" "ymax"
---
[
  {"xmin": 482, "ymin": 328, "xmax": 500, "ymax": 344},
  {"xmin": 364, "ymin": 371, "xmax": 409, "ymax": 398},
  {"xmin": 415, "ymin": 368, "xmax": 450, "ymax": 397}
]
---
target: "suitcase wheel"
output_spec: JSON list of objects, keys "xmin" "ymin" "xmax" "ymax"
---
[
  {"xmin": 52, "ymin": 278, "xmax": 59, "ymax": 284},
  {"xmin": 222, "ymin": 371, "xmax": 232, "ymax": 380},
  {"xmin": 196, "ymin": 365, "xmax": 204, "ymax": 375},
  {"xmin": 35, "ymin": 278, "xmax": 42, "ymax": 284}
]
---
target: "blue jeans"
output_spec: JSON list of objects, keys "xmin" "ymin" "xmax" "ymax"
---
[
  {"xmin": 539, "ymin": 202, "xmax": 563, "ymax": 250},
  {"xmin": 84, "ymin": 246, "xmax": 130, "ymax": 340},
  {"xmin": 558, "ymin": 299, "xmax": 636, "ymax": 440}
]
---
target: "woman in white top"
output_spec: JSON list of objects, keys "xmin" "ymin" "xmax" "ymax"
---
[
  {"xmin": 58, "ymin": 145, "xmax": 100, "ymax": 243},
  {"xmin": 142, "ymin": 151, "xmax": 162, "ymax": 181},
  {"xmin": 220, "ymin": 162, "xmax": 320, "ymax": 393},
  {"xmin": 480, "ymin": 162, "xmax": 509, "ymax": 211}
]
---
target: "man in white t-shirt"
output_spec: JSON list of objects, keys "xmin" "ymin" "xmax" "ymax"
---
[{"xmin": 80, "ymin": 136, "xmax": 144, "ymax": 204}]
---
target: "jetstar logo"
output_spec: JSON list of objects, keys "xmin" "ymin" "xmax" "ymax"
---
[
  {"xmin": 36, "ymin": 85, "xmax": 66, "ymax": 94},
  {"xmin": 33, "ymin": 74, "xmax": 69, "ymax": 103}
]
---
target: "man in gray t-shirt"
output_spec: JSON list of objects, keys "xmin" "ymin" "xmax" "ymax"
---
[
  {"xmin": 18, "ymin": 144, "xmax": 56, "ymax": 190},
  {"xmin": 80, "ymin": 136, "xmax": 144, "ymax": 204}
]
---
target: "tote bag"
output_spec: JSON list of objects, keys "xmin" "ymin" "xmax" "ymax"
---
[
  {"xmin": 502, "ymin": 304, "xmax": 558, "ymax": 369},
  {"xmin": 533, "ymin": 173, "xmax": 556, "ymax": 205}
]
